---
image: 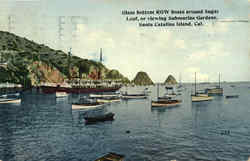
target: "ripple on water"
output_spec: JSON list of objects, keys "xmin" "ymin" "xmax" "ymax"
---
[{"xmin": 1, "ymin": 84, "xmax": 250, "ymax": 161}]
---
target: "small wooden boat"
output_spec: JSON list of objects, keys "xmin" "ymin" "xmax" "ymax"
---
[
  {"xmin": 90, "ymin": 93, "xmax": 121, "ymax": 103},
  {"xmin": 205, "ymin": 74, "xmax": 223, "ymax": 96},
  {"xmin": 191, "ymin": 73, "xmax": 214, "ymax": 102},
  {"xmin": 96, "ymin": 98, "xmax": 121, "ymax": 103},
  {"xmin": 72, "ymin": 97, "xmax": 106, "ymax": 110},
  {"xmin": 152, "ymin": 100, "xmax": 182, "ymax": 107},
  {"xmin": 205, "ymin": 87, "xmax": 223, "ymax": 96},
  {"xmin": 90, "ymin": 93, "xmax": 120, "ymax": 98},
  {"xmin": 95, "ymin": 152, "xmax": 125, "ymax": 161},
  {"xmin": 56, "ymin": 92, "xmax": 68, "ymax": 98},
  {"xmin": 152, "ymin": 84, "xmax": 182, "ymax": 107},
  {"xmin": 225, "ymin": 95, "xmax": 239, "ymax": 99},
  {"xmin": 121, "ymin": 94, "xmax": 147, "ymax": 99},
  {"xmin": 0, "ymin": 98, "xmax": 21, "ymax": 104},
  {"xmin": 191, "ymin": 94, "xmax": 213, "ymax": 102},
  {"xmin": 84, "ymin": 112, "xmax": 115, "ymax": 124},
  {"xmin": 72, "ymin": 102, "xmax": 106, "ymax": 110}
]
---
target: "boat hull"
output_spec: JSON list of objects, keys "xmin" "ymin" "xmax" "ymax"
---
[
  {"xmin": 39, "ymin": 86, "xmax": 121, "ymax": 94},
  {"xmin": 96, "ymin": 99, "xmax": 121, "ymax": 103},
  {"xmin": 0, "ymin": 99, "xmax": 21, "ymax": 104},
  {"xmin": 72, "ymin": 103, "xmax": 106, "ymax": 110},
  {"xmin": 84, "ymin": 112, "xmax": 115, "ymax": 124},
  {"xmin": 151, "ymin": 100, "xmax": 182, "ymax": 107},
  {"xmin": 56, "ymin": 92, "xmax": 68, "ymax": 98},
  {"xmin": 205, "ymin": 88, "xmax": 223, "ymax": 96},
  {"xmin": 191, "ymin": 95, "xmax": 213, "ymax": 102},
  {"xmin": 121, "ymin": 95, "xmax": 147, "ymax": 99},
  {"xmin": 225, "ymin": 95, "xmax": 239, "ymax": 99},
  {"xmin": 90, "ymin": 94, "xmax": 120, "ymax": 98}
]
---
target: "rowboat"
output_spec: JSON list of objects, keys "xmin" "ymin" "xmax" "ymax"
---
[
  {"xmin": 225, "ymin": 95, "xmax": 239, "ymax": 99},
  {"xmin": 72, "ymin": 102, "xmax": 106, "ymax": 110},
  {"xmin": 84, "ymin": 112, "xmax": 115, "ymax": 124},
  {"xmin": 0, "ymin": 98, "xmax": 21, "ymax": 104},
  {"xmin": 191, "ymin": 94, "xmax": 213, "ymax": 102},
  {"xmin": 151, "ymin": 100, "xmax": 182, "ymax": 107}
]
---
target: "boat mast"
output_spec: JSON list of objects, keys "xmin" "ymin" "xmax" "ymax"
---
[
  {"xmin": 68, "ymin": 48, "xmax": 72, "ymax": 80},
  {"xmin": 179, "ymin": 73, "xmax": 182, "ymax": 85},
  {"xmin": 100, "ymin": 48, "xmax": 103, "ymax": 63},
  {"xmin": 0, "ymin": 51, "xmax": 2, "ymax": 64},
  {"xmin": 157, "ymin": 83, "xmax": 159, "ymax": 99},
  {"xmin": 99, "ymin": 48, "xmax": 103, "ymax": 80},
  {"xmin": 219, "ymin": 73, "xmax": 221, "ymax": 88},
  {"xmin": 194, "ymin": 72, "xmax": 197, "ymax": 95}
]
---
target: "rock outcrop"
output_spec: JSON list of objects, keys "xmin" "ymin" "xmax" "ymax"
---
[
  {"xmin": 132, "ymin": 71, "xmax": 154, "ymax": 86},
  {"xmin": 164, "ymin": 75, "xmax": 177, "ymax": 85}
]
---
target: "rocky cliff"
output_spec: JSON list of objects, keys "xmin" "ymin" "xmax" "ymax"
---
[
  {"xmin": 132, "ymin": 71, "xmax": 154, "ymax": 86},
  {"xmin": 0, "ymin": 31, "xmax": 128, "ymax": 86},
  {"xmin": 164, "ymin": 75, "xmax": 177, "ymax": 85}
]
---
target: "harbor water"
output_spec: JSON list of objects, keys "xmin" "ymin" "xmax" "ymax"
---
[{"xmin": 0, "ymin": 82, "xmax": 250, "ymax": 161}]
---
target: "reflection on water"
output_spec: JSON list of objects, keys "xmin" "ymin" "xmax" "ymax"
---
[{"xmin": 0, "ymin": 83, "xmax": 250, "ymax": 161}]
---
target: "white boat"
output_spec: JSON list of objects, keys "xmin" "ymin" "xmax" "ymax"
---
[
  {"xmin": 89, "ymin": 93, "xmax": 120, "ymax": 98},
  {"xmin": 71, "ymin": 96, "xmax": 107, "ymax": 110},
  {"xmin": 120, "ymin": 87, "xmax": 150, "ymax": 99},
  {"xmin": 89, "ymin": 92, "xmax": 121, "ymax": 103},
  {"xmin": 72, "ymin": 103, "xmax": 106, "ymax": 110},
  {"xmin": 225, "ymin": 95, "xmax": 239, "ymax": 99},
  {"xmin": 0, "ymin": 98, "xmax": 21, "ymax": 104},
  {"xmin": 0, "ymin": 92, "xmax": 21, "ymax": 104},
  {"xmin": 96, "ymin": 98, "xmax": 121, "ymax": 103},
  {"xmin": 191, "ymin": 94, "xmax": 213, "ymax": 102},
  {"xmin": 158, "ymin": 86, "xmax": 178, "ymax": 100},
  {"xmin": 56, "ymin": 92, "xmax": 68, "ymax": 98},
  {"xmin": 121, "ymin": 94, "xmax": 147, "ymax": 99},
  {"xmin": 192, "ymin": 72, "xmax": 213, "ymax": 102},
  {"xmin": 204, "ymin": 73, "xmax": 223, "ymax": 96},
  {"xmin": 152, "ymin": 84, "xmax": 182, "ymax": 107},
  {"xmin": 0, "ymin": 93, "xmax": 20, "ymax": 98},
  {"xmin": 0, "ymin": 94, "xmax": 7, "ymax": 98},
  {"xmin": 151, "ymin": 100, "xmax": 182, "ymax": 107}
]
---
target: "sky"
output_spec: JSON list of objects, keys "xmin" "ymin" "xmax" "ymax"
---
[{"xmin": 0, "ymin": 0, "xmax": 249, "ymax": 83}]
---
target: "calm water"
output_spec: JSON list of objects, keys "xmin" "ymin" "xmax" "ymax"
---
[{"xmin": 1, "ymin": 83, "xmax": 250, "ymax": 161}]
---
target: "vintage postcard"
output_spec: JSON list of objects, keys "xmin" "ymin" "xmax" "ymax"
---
[{"xmin": 0, "ymin": 0, "xmax": 249, "ymax": 161}]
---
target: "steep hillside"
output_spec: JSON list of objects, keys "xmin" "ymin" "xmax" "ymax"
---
[{"xmin": 0, "ymin": 31, "xmax": 128, "ymax": 86}]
